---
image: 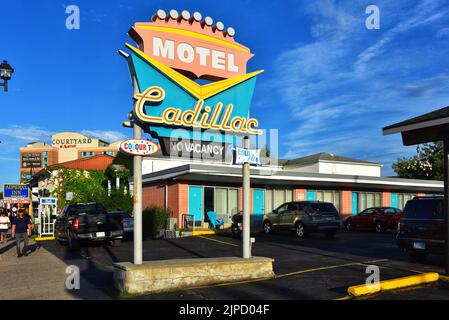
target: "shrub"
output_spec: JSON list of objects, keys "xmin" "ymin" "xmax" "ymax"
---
[{"xmin": 142, "ymin": 206, "xmax": 170, "ymax": 237}]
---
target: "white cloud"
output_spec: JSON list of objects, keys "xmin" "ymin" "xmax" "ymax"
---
[
  {"xmin": 81, "ymin": 130, "xmax": 128, "ymax": 143},
  {"xmin": 265, "ymin": 0, "xmax": 449, "ymax": 175},
  {"xmin": 0, "ymin": 125, "xmax": 54, "ymax": 142}
]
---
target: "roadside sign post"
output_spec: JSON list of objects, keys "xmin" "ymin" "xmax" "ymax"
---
[
  {"xmin": 242, "ymin": 136, "xmax": 251, "ymax": 259},
  {"xmin": 444, "ymin": 139, "xmax": 449, "ymax": 275},
  {"xmin": 132, "ymin": 76, "xmax": 143, "ymax": 265},
  {"xmin": 234, "ymin": 141, "xmax": 261, "ymax": 259}
]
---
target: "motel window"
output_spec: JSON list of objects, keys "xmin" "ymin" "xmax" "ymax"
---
[
  {"xmin": 265, "ymin": 188, "xmax": 294, "ymax": 212},
  {"xmin": 215, "ymin": 188, "xmax": 227, "ymax": 217},
  {"xmin": 82, "ymin": 152, "xmax": 94, "ymax": 158},
  {"xmin": 398, "ymin": 193, "xmax": 416, "ymax": 209},
  {"xmin": 316, "ymin": 190, "xmax": 341, "ymax": 212},
  {"xmin": 103, "ymin": 151, "xmax": 115, "ymax": 157},
  {"xmin": 357, "ymin": 192, "xmax": 382, "ymax": 211},
  {"xmin": 228, "ymin": 189, "xmax": 239, "ymax": 216},
  {"xmin": 212, "ymin": 187, "xmax": 239, "ymax": 223}
]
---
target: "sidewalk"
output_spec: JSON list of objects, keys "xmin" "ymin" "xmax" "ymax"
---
[{"xmin": 0, "ymin": 238, "xmax": 109, "ymax": 300}]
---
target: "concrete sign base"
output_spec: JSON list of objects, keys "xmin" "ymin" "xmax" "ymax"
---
[{"xmin": 113, "ymin": 256, "xmax": 274, "ymax": 295}]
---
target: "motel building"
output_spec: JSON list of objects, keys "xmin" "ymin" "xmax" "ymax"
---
[
  {"xmin": 139, "ymin": 152, "xmax": 443, "ymax": 229},
  {"xmin": 20, "ymin": 132, "xmax": 120, "ymax": 182}
]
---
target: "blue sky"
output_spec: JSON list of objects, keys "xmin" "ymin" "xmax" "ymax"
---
[{"xmin": 1, "ymin": 0, "xmax": 449, "ymax": 187}]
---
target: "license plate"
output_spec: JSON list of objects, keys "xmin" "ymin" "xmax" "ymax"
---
[
  {"xmin": 324, "ymin": 217, "xmax": 333, "ymax": 221},
  {"xmin": 413, "ymin": 242, "xmax": 426, "ymax": 250},
  {"xmin": 96, "ymin": 232, "xmax": 105, "ymax": 238}
]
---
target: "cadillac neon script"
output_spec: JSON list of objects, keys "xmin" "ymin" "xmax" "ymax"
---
[{"xmin": 134, "ymin": 86, "xmax": 262, "ymax": 135}]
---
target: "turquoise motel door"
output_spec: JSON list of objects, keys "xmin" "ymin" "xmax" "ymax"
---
[
  {"xmin": 188, "ymin": 186, "xmax": 203, "ymax": 223},
  {"xmin": 391, "ymin": 193, "xmax": 398, "ymax": 208},
  {"xmin": 252, "ymin": 189, "xmax": 265, "ymax": 227},
  {"xmin": 306, "ymin": 190, "xmax": 316, "ymax": 201},
  {"xmin": 351, "ymin": 192, "xmax": 358, "ymax": 215}
]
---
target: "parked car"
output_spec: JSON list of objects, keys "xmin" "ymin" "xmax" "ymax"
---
[
  {"xmin": 344, "ymin": 207, "xmax": 402, "ymax": 233},
  {"xmin": 55, "ymin": 202, "xmax": 124, "ymax": 249},
  {"xmin": 108, "ymin": 211, "xmax": 133, "ymax": 233},
  {"xmin": 396, "ymin": 196, "xmax": 444, "ymax": 261},
  {"xmin": 262, "ymin": 201, "xmax": 340, "ymax": 238},
  {"xmin": 231, "ymin": 213, "xmax": 243, "ymax": 238}
]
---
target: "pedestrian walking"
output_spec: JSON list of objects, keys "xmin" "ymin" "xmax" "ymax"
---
[
  {"xmin": 0, "ymin": 209, "xmax": 10, "ymax": 243},
  {"xmin": 11, "ymin": 208, "xmax": 32, "ymax": 257}
]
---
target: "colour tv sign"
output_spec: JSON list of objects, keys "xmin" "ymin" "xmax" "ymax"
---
[{"xmin": 125, "ymin": 9, "xmax": 263, "ymax": 144}]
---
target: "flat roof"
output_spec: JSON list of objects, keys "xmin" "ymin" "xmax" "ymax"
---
[
  {"xmin": 285, "ymin": 152, "xmax": 380, "ymax": 167},
  {"xmin": 141, "ymin": 163, "xmax": 443, "ymax": 193},
  {"xmin": 383, "ymin": 105, "xmax": 449, "ymax": 135}
]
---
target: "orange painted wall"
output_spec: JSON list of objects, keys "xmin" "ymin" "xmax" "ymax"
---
[
  {"xmin": 167, "ymin": 183, "xmax": 179, "ymax": 220},
  {"xmin": 250, "ymin": 188, "xmax": 253, "ymax": 215},
  {"xmin": 294, "ymin": 189, "xmax": 307, "ymax": 201},
  {"xmin": 143, "ymin": 182, "xmax": 189, "ymax": 227},
  {"xmin": 341, "ymin": 190, "xmax": 352, "ymax": 217},
  {"xmin": 382, "ymin": 192, "xmax": 391, "ymax": 206},
  {"xmin": 142, "ymin": 184, "xmax": 165, "ymax": 209}
]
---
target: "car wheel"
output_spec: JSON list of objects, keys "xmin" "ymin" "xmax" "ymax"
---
[
  {"xmin": 109, "ymin": 239, "xmax": 122, "ymax": 247},
  {"xmin": 295, "ymin": 222, "xmax": 306, "ymax": 239},
  {"xmin": 67, "ymin": 233, "xmax": 79, "ymax": 250},
  {"xmin": 375, "ymin": 222, "xmax": 384, "ymax": 233},
  {"xmin": 346, "ymin": 219, "xmax": 354, "ymax": 232},
  {"xmin": 57, "ymin": 238, "xmax": 68, "ymax": 246},
  {"xmin": 408, "ymin": 251, "xmax": 428, "ymax": 262},
  {"xmin": 263, "ymin": 221, "xmax": 272, "ymax": 234},
  {"xmin": 325, "ymin": 230, "xmax": 336, "ymax": 238}
]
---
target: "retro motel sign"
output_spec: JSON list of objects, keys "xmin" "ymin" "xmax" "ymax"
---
[{"xmin": 121, "ymin": 9, "xmax": 263, "ymax": 263}]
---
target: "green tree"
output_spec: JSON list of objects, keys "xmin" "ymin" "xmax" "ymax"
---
[
  {"xmin": 111, "ymin": 152, "xmax": 133, "ymax": 172},
  {"xmin": 392, "ymin": 142, "xmax": 443, "ymax": 180},
  {"xmin": 51, "ymin": 168, "xmax": 107, "ymax": 208}
]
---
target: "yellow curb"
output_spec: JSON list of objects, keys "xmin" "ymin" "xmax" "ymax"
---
[
  {"xmin": 348, "ymin": 272, "xmax": 440, "ymax": 297},
  {"xmin": 34, "ymin": 236, "xmax": 55, "ymax": 241},
  {"xmin": 439, "ymin": 275, "xmax": 449, "ymax": 282},
  {"xmin": 192, "ymin": 230, "xmax": 216, "ymax": 236}
]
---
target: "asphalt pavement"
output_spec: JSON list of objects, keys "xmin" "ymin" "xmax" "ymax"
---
[{"xmin": 27, "ymin": 230, "xmax": 448, "ymax": 300}]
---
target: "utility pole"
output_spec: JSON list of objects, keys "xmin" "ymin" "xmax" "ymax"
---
[
  {"xmin": 242, "ymin": 136, "xmax": 251, "ymax": 258},
  {"xmin": 444, "ymin": 139, "xmax": 449, "ymax": 275}
]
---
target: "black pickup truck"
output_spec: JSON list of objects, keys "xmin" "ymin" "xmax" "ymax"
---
[{"xmin": 55, "ymin": 202, "xmax": 124, "ymax": 249}]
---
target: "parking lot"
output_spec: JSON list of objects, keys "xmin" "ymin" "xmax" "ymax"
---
[{"xmin": 33, "ymin": 229, "xmax": 449, "ymax": 300}]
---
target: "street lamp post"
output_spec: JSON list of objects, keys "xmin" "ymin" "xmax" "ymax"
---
[{"xmin": 0, "ymin": 60, "xmax": 14, "ymax": 92}]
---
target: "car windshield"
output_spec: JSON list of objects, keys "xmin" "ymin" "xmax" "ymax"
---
[
  {"xmin": 403, "ymin": 200, "xmax": 443, "ymax": 219},
  {"xmin": 119, "ymin": 212, "xmax": 131, "ymax": 218},
  {"xmin": 77, "ymin": 204, "xmax": 105, "ymax": 214},
  {"xmin": 308, "ymin": 203, "xmax": 337, "ymax": 213}
]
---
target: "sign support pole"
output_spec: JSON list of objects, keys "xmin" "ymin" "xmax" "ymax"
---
[
  {"xmin": 444, "ymin": 139, "xmax": 449, "ymax": 275},
  {"xmin": 242, "ymin": 136, "xmax": 251, "ymax": 259},
  {"xmin": 132, "ymin": 76, "xmax": 143, "ymax": 265}
]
